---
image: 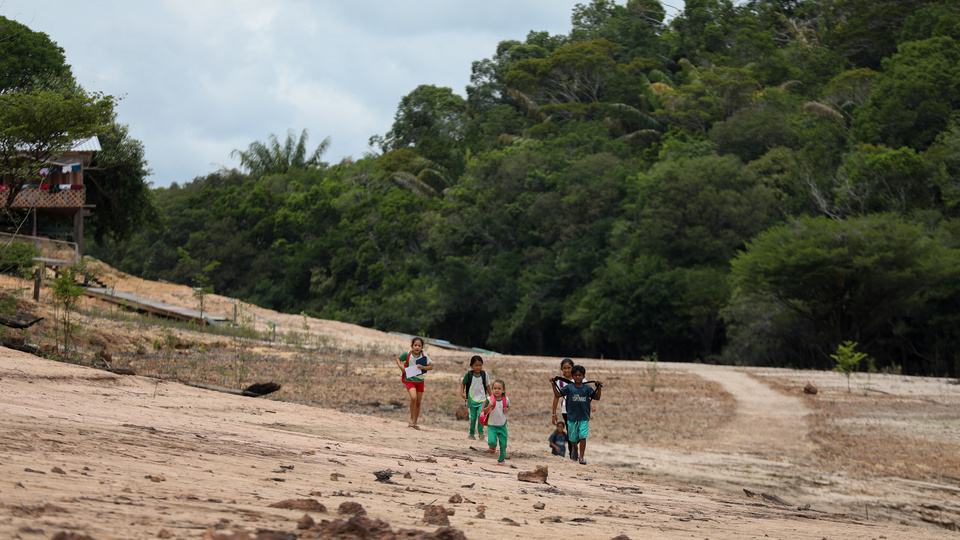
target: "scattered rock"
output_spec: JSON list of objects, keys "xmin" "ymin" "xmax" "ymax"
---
[
  {"xmin": 312, "ymin": 516, "xmax": 467, "ymax": 540},
  {"xmin": 373, "ymin": 470, "xmax": 396, "ymax": 483},
  {"xmin": 51, "ymin": 466, "xmax": 66, "ymax": 474},
  {"xmin": 476, "ymin": 504, "xmax": 486, "ymax": 519},
  {"xmin": 338, "ymin": 501, "xmax": 366, "ymax": 516},
  {"xmin": 448, "ymin": 493, "xmax": 462, "ymax": 504},
  {"xmin": 146, "ymin": 474, "xmax": 165, "ymax": 482},
  {"xmin": 404, "ymin": 472, "xmax": 412, "ymax": 479},
  {"xmin": 157, "ymin": 528, "xmax": 173, "ymax": 538},
  {"xmin": 533, "ymin": 502, "xmax": 545, "ymax": 510},
  {"xmin": 297, "ymin": 513, "xmax": 315, "ymax": 530},
  {"xmin": 803, "ymin": 383, "xmax": 818, "ymax": 395},
  {"xmin": 518, "ymin": 465, "xmax": 548, "ymax": 484},
  {"xmin": 611, "ymin": 535, "xmax": 633, "ymax": 540},
  {"xmin": 51, "ymin": 533, "xmax": 95, "ymax": 540},
  {"xmin": 423, "ymin": 505, "xmax": 450, "ymax": 525},
  {"xmin": 540, "ymin": 515, "xmax": 564, "ymax": 523},
  {"xmin": 455, "ymin": 405, "xmax": 470, "ymax": 420},
  {"xmin": 268, "ymin": 499, "xmax": 327, "ymax": 512}
]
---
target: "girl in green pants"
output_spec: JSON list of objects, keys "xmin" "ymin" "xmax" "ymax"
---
[
  {"xmin": 483, "ymin": 380, "xmax": 511, "ymax": 464},
  {"xmin": 460, "ymin": 356, "xmax": 491, "ymax": 439}
]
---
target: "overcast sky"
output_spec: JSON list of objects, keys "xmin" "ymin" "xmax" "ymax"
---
[{"xmin": 1, "ymin": 0, "xmax": 627, "ymax": 188}]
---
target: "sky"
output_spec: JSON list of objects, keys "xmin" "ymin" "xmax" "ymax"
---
[{"xmin": 1, "ymin": 0, "xmax": 610, "ymax": 188}]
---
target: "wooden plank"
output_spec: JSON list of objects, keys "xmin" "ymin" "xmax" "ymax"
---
[{"xmin": 84, "ymin": 287, "xmax": 227, "ymax": 325}]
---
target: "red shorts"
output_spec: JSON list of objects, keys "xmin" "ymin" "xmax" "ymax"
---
[{"xmin": 404, "ymin": 381, "xmax": 425, "ymax": 393}]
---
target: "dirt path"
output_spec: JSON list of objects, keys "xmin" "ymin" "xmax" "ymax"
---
[{"xmin": 686, "ymin": 364, "xmax": 811, "ymax": 454}]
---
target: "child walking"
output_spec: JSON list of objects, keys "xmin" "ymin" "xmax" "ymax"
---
[
  {"xmin": 483, "ymin": 380, "xmax": 511, "ymax": 465},
  {"xmin": 395, "ymin": 336, "xmax": 433, "ymax": 430},
  {"xmin": 550, "ymin": 358, "xmax": 580, "ymax": 460},
  {"xmin": 460, "ymin": 355, "xmax": 491, "ymax": 440},
  {"xmin": 552, "ymin": 364, "xmax": 602, "ymax": 465}
]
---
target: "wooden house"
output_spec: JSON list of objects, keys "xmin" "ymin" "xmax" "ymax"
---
[{"xmin": 0, "ymin": 136, "xmax": 99, "ymax": 264}]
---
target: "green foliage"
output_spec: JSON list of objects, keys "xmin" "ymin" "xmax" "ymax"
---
[
  {"xmin": 50, "ymin": 264, "xmax": 87, "ymax": 357},
  {"xmin": 230, "ymin": 129, "xmax": 330, "ymax": 177},
  {"xmin": 0, "ymin": 16, "xmax": 72, "ymax": 90},
  {"xmin": 731, "ymin": 214, "xmax": 960, "ymax": 368},
  {"xmin": 831, "ymin": 341, "xmax": 875, "ymax": 392},
  {"xmin": 89, "ymin": 0, "xmax": 960, "ymax": 374},
  {"xmin": 0, "ymin": 241, "xmax": 40, "ymax": 278},
  {"xmin": 0, "ymin": 88, "xmax": 115, "ymax": 205},
  {"xmin": 852, "ymin": 37, "xmax": 960, "ymax": 151}
]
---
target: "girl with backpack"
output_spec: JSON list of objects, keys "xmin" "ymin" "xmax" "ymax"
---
[
  {"xmin": 460, "ymin": 355, "xmax": 491, "ymax": 440},
  {"xmin": 481, "ymin": 379, "xmax": 511, "ymax": 465}
]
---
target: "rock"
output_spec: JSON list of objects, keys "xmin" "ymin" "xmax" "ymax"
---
[
  {"xmin": 157, "ymin": 528, "xmax": 173, "ymax": 538},
  {"xmin": 803, "ymin": 382, "xmax": 818, "ymax": 395},
  {"xmin": 533, "ymin": 502, "xmax": 545, "ymax": 510},
  {"xmin": 314, "ymin": 516, "xmax": 392, "ymax": 538},
  {"xmin": 455, "ymin": 405, "xmax": 470, "ymax": 420},
  {"xmin": 297, "ymin": 513, "xmax": 315, "ymax": 530},
  {"xmin": 51, "ymin": 534, "xmax": 95, "ymax": 540},
  {"xmin": 517, "ymin": 465, "xmax": 549, "ymax": 484},
  {"xmin": 338, "ymin": 501, "xmax": 366, "ymax": 516},
  {"xmin": 423, "ymin": 505, "xmax": 450, "ymax": 525},
  {"xmin": 51, "ymin": 467, "xmax": 66, "ymax": 474},
  {"xmin": 373, "ymin": 470, "xmax": 395, "ymax": 483},
  {"xmin": 476, "ymin": 504, "xmax": 486, "ymax": 519},
  {"xmin": 268, "ymin": 499, "xmax": 327, "ymax": 512},
  {"xmin": 448, "ymin": 493, "xmax": 462, "ymax": 504}
]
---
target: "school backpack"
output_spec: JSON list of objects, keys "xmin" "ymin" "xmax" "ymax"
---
[{"xmin": 478, "ymin": 394, "xmax": 503, "ymax": 426}]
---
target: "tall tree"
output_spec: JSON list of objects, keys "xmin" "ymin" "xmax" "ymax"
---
[
  {"xmin": 0, "ymin": 16, "xmax": 72, "ymax": 91},
  {"xmin": 230, "ymin": 129, "xmax": 330, "ymax": 178}
]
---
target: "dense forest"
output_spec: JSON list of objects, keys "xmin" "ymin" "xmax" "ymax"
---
[{"xmin": 84, "ymin": 0, "xmax": 960, "ymax": 375}]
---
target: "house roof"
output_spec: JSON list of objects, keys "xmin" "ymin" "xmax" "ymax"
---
[{"xmin": 70, "ymin": 136, "xmax": 101, "ymax": 152}]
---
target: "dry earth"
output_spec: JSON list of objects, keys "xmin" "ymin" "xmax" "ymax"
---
[{"xmin": 0, "ymin": 261, "xmax": 959, "ymax": 539}]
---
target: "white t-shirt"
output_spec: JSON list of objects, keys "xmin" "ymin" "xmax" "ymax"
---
[{"xmin": 485, "ymin": 395, "xmax": 510, "ymax": 427}]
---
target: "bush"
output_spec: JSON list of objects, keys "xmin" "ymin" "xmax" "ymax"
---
[{"xmin": 0, "ymin": 241, "xmax": 40, "ymax": 278}]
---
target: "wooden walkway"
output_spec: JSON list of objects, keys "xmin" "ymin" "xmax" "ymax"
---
[{"xmin": 84, "ymin": 287, "xmax": 228, "ymax": 326}]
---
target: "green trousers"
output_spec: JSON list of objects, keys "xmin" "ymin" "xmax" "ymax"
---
[
  {"xmin": 487, "ymin": 423, "xmax": 508, "ymax": 462},
  {"xmin": 468, "ymin": 403, "xmax": 484, "ymax": 437}
]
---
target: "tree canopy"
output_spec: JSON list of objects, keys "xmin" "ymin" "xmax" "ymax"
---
[{"xmin": 89, "ymin": 0, "xmax": 960, "ymax": 376}]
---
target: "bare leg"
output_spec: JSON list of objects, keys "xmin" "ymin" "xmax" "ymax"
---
[
  {"xmin": 407, "ymin": 386, "xmax": 419, "ymax": 425},
  {"xmin": 413, "ymin": 390, "xmax": 425, "ymax": 425},
  {"xmin": 578, "ymin": 439, "xmax": 587, "ymax": 461}
]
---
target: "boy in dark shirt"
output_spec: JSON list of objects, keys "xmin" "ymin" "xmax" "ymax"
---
[
  {"xmin": 552, "ymin": 365, "xmax": 602, "ymax": 465},
  {"xmin": 548, "ymin": 421, "xmax": 567, "ymax": 457}
]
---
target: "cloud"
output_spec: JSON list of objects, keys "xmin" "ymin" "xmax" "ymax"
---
[{"xmin": 2, "ymin": 0, "xmax": 586, "ymax": 187}]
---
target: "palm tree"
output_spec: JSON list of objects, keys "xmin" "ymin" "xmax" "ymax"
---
[{"xmin": 230, "ymin": 129, "xmax": 330, "ymax": 177}]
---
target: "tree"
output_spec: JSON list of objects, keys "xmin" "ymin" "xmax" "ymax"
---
[
  {"xmin": 0, "ymin": 16, "xmax": 72, "ymax": 91},
  {"xmin": 230, "ymin": 129, "xmax": 330, "ymax": 178},
  {"xmin": 0, "ymin": 88, "xmax": 114, "ymax": 207},
  {"xmin": 852, "ymin": 37, "xmax": 960, "ymax": 152},
  {"xmin": 377, "ymin": 85, "xmax": 467, "ymax": 173},
  {"xmin": 731, "ymin": 214, "xmax": 959, "ymax": 364},
  {"xmin": 84, "ymin": 119, "xmax": 158, "ymax": 243}
]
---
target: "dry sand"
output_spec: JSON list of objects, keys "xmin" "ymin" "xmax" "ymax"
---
[{"xmin": 1, "ymin": 261, "xmax": 959, "ymax": 539}]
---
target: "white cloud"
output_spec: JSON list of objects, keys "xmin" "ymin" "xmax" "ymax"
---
[{"xmin": 2, "ymin": 0, "xmax": 593, "ymax": 187}]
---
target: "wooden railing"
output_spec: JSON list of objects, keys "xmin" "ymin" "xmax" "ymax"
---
[{"xmin": 0, "ymin": 184, "xmax": 85, "ymax": 208}]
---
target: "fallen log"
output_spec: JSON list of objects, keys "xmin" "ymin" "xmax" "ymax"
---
[
  {"xmin": 184, "ymin": 381, "xmax": 281, "ymax": 397},
  {"xmin": 0, "ymin": 314, "xmax": 43, "ymax": 329}
]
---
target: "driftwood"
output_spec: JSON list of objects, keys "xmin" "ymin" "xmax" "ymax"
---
[{"xmin": 184, "ymin": 381, "xmax": 281, "ymax": 397}]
